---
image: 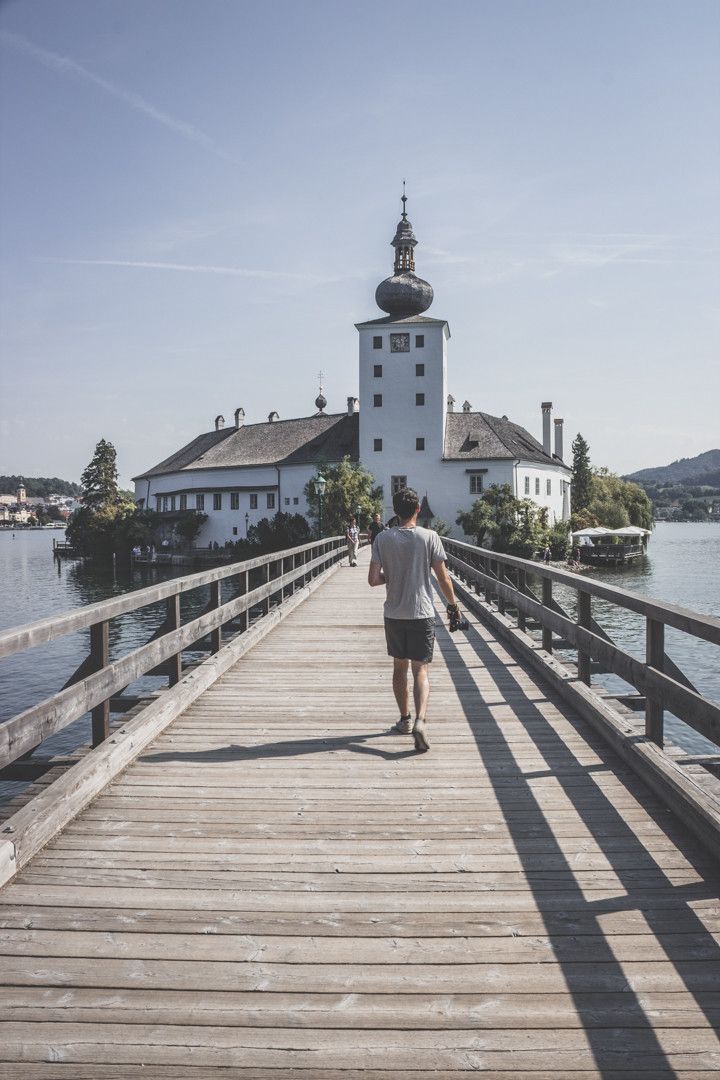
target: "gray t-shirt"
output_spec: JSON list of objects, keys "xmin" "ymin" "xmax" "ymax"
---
[{"xmin": 371, "ymin": 526, "xmax": 446, "ymax": 620}]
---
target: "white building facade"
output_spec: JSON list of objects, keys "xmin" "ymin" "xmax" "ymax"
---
[{"xmin": 134, "ymin": 195, "xmax": 571, "ymax": 544}]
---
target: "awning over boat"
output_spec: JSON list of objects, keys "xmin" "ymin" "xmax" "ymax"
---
[
  {"xmin": 572, "ymin": 527, "xmax": 614, "ymax": 537},
  {"xmin": 610, "ymin": 526, "xmax": 652, "ymax": 537}
]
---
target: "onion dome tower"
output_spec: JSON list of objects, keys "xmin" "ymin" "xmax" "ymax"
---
[
  {"xmin": 375, "ymin": 184, "xmax": 434, "ymax": 318},
  {"xmin": 314, "ymin": 372, "xmax": 327, "ymax": 414}
]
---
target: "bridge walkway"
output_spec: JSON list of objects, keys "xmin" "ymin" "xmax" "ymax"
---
[{"xmin": 1, "ymin": 549, "xmax": 720, "ymax": 1077}]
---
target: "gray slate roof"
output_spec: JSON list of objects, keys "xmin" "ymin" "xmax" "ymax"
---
[
  {"xmin": 444, "ymin": 412, "xmax": 567, "ymax": 467},
  {"xmin": 134, "ymin": 413, "xmax": 359, "ymax": 480}
]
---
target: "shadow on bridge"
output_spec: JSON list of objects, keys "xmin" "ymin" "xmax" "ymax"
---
[{"xmin": 438, "ymin": 615, "xmax": 720, "ymax": 1076}]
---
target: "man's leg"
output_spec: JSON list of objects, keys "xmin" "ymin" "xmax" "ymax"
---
[
  {"xmin": 392, "ymin": 658, "xmax": 410, "ymax": 718},
  {"xmin": 411, "ymin": 660, "xmax": 430, "ymax": 721}
]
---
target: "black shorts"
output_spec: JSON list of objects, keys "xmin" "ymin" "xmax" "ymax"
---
[{"xmin": 384, "ymin": 617, "xmax": 435, "ymax": 663}]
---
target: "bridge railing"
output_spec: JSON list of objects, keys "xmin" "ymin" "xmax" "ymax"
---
[
  {"xmin": 0, "ymin": 536, "xmax": 345, "ymax": 771},
  {"xmin": 444, "ymin": 537, "xmax": 720, "ymax": 751}
]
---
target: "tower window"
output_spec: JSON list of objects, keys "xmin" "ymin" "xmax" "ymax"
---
[
  {"xmin": 373, "ymin": 438, "xmax": 383, "ymax": 451},
  {"xmin": 230, "ymin": 492, "xmax": 240, "ymax": 510},
  {"xmin": 535, "ymin": 478, "xmax": 540, "ymax": 495},
  {"xmin": 416, "ymin": 363, "xmax": 425, "ymax": 376},
  {"xmin": 213, "ymin": 493, "xmax": 222, "ymax": 511},
  {"xmin": 249, "ymin": 493, "xmax": 258, "ymax": 509},
  {"xmin": 416, "ymin": 437, "xmax": 425, "ymax": 451},
  {"xmin": 415, "ymin": 335, "xmax": 424, "ymax": 348},
  {"xmin": 416, "ymin": 393, "xmax": 425, "ymax": 406},
  {"xmin": 391, "ymin": 475, "xmax": 407, "ymax": 494},
  {"xmin": 374, "ymin": 364, "xmax": 382, "ymax": 377},
  {"xmin": 470, "ymin": 475, "xmax": 483, "ymax": 494},
  {"xmin": 373, "ymin": 394, "xmax": 382, "ymax": 407},
  {"xmin": 373, "ymin": 336, "xmax": 382, "ymax": 349}
]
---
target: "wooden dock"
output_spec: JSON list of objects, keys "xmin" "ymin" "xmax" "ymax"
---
[{"xmin": 1, "ymin": 544, "xmax": 720, "ymax": 1076}]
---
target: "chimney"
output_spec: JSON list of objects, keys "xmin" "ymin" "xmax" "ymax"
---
[
  {"xmin": 462, "ymin": 400, "xmax": 472, "ymax": 413},
  {"xmin": 447, "ymin": 394, "xmax": 455, "ymax": 413},
  {"xmin": 214, "ymin": 414, "xmax": 225, "ymax": 431},
  {"xmin": 541, "ymin": 402, "xmax": 552, "ymax": 455},
  {"xmin": 554, "ymin": 417, "xmax": 564, "ymax": 460},
  {"xmin": 234, "ymin": 407, "xmax": 245, "ymax": 429},
  {"xmin": 347, "ymin": 396, "xmax": 359, "ymax": 416},
  {"xmin": 268, "ymin": 411, "xmax": 279, "ymax": 422}
]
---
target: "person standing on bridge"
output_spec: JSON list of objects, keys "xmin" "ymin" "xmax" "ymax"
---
[
  {"xmin": 368, "ymin": 486, "xmax": 461, "ymax": 752},
  {"xmin": 345, "ymin": 516, "xmax": 360, "ymax": 566}
]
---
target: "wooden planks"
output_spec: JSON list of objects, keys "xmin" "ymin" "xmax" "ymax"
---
[{"xmin": 1, "ymin": 548, "xmax": 719, "ymax": 1077}]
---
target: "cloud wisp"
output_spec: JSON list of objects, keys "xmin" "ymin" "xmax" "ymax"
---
[
  {"xmin": 0, "ymin": 29, "xmax": 233, "ymax": 161},
  {"xmin": 41, "ymin": 257, "xmax": 348, "ymax": 285}
]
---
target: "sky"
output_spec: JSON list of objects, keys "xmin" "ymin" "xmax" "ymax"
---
[{"xmin": 0, "ymin": 0, "xmax": 718, "ymax": 489}]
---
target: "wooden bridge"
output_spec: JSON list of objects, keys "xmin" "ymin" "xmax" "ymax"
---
[{"xmin": 1, "ymin": 537, "xmax": 720, "ymax": 1077}]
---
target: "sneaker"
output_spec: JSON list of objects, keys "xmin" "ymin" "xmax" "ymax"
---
[
  {"xmin": 394, "ymin": 715, "xmax": 412, "ymax": 734},
  {"xmin": 412, "ymin": 717, "xmax": 430, "ymax": 752}
]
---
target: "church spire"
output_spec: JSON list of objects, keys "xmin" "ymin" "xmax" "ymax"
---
[{"xmin": 375, "ymin": 185, "xmax": 434, "ymax": 318}]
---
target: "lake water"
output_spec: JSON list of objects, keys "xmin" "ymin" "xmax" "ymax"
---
[{"xmin": 0, "ymin": 523, "xmax": 718, "ymax": 800}]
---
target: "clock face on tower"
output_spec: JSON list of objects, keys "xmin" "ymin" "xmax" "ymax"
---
[{"xmin": 390, "ymin": 333, "xmax": 410, "ymax": 353}]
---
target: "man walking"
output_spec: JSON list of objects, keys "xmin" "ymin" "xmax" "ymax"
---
[
  {"xmin": 345, "ymin": 516, "xmax": 360, "ymax": 567},
  {"xmin": 368, "ymin": 487, "xmax": 462, "ymax": 752},
  {"xmin": 368, "ymin": 512, "xmax": 385, "ymax": 547}
]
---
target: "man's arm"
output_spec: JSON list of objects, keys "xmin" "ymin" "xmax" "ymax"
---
[
  {"xmin": 432, "ymin": 558, "xmax": 458, "ymax": 611},
  {"xmin": 368, "ymin": 560, "xmax": 385, "ymax": 587}
]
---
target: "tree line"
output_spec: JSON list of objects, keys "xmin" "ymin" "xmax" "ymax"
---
[{"xmin": 0, "ymin": 475, "xmax": 81, "ymax": 497}]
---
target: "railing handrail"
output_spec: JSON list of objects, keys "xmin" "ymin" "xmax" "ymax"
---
[
  {"xmin": 443, "ymin": 538, "xmax": 720, "ymax": 646},
  {"xmin": 0, "ymin": 536, "xmax": 344, "ymax": 660},
  {"xmin": 443, "ymin": 537, "xmax": 720, "ymax": 751}
]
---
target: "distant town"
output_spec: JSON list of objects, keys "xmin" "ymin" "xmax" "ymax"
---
[{"xmin": 0, "ymin": 480, "xmax": 81, "ymax": 527}]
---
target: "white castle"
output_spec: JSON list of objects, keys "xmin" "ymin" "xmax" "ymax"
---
[{"xmin": 134, "ymin": 193, "xmax": 571, "ymax": 544}]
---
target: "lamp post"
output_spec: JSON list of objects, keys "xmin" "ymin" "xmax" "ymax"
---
[
  {"xmin": 245, "ymin": 511, "xmax": 249, "ymax": 537},
  {"xmin": 316, "ymin": 474, "xmax": 326, "ymax": 539}
]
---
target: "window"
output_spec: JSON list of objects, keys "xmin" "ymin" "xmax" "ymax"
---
[
  {"xmin": 373, "ymin": 438, "xmax": 383, "ymax": 451},
  {"xmin": 373, "ymin": 393, "xmax": 382, "ymax": 407},
  {"xmin": 535, "ymin": 478, "xmax": 540, "ymax": 496},
  {"xmin": 391, "ymin": 475, "xmax": 407, "ymax": 494},
  {"xmin": 196, "ymin": 493, "xmax": 205, "ymax": 511},
  {"xmin": 230, "ymin": 492, "xmax": 240, "ymax": 510},
  {"xmin": 267, "ymin": 493, "xmax": 275, "ymax": 509},
  {"xmin": 416, "ymin": 363, "xmax": 424, "ymax": 376},
  {"xmin": 179, "ymin": 494, "xmax": 187, "ymax": 511},
  {"xmin": 546, "ymin": 479, "xmax": 552, "ymax": 495},
  {"xmin": 293, "ymin": 497, "xmax": 299, "ymax": 505},
  {"xmin": 284, "ymin": 497, "xmax": 290, "ymax": 505},
  {"xmin": 373, "ymin": 335, "xmax": 382, "ymax": 349},
  {"xmin": 162, "ymin": 496, "xmax": 169, "ymax": 512},
  {"xmin": 416, "ymin": 392, "xmax": 425, "ymax": 406},
  {"xmin": 155, "ymin": 496, "xmax": 162, "ymax": 511},
  {"xmin": 213, "ymin": 493, "xmax": 222, "ymax": 511},
  {"xmin": 390, "ymin": 333, "xmax": 410, "ymax": 352},
  {"xmin": 170, "ymin": 495, "xmax": 176, "ymax": 511},
  {"xmin": 249, "ymin": 493, "xmax": 258, "ymax": 509},
  {"xmin": 232, "ymin": 527, "xmax": 238, "ymax": 536},
  {"xmin": 373, "ymin": 364, "xmax": 382, "ymax": 378},
  {"xmin": 415, "ymin": 334, "xmax": 424, "ymax": 348},
  {"xmin": 470, "ymin": 475, "xmax": 483, "ymax": 494},
  {"xmin": 416, "ymin": 437, "xmax": 425, "ymax": 451}
]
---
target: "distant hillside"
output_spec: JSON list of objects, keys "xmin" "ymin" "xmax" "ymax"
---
[
  {"xmin": 625, "ymin": 449, "xmax": 720, "ymax": 485},
  {"xmin": 0, "ymin": 475, "xmax": 81, "ymax": 498}
]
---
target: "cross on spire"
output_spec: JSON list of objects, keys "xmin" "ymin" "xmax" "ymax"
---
[{"xmin": 401, "ymin": 179, "xmax": 407, "ymax": 220}]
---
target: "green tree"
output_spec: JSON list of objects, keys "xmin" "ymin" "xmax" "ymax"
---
[
  {"xmin": 588, "ymin": 468, "xmax": 653, "ymax": 530},
  {"xmin": 304, "ymin": 457, "xmax": 383, "ymax": 537},
  {"xmin": 456, "ymin": 484, "xmax": 547, "ymax": 557},
  {"xmin": 571, "ymin": 433, "xmax": 592, "ymax": 513},
  {"xmin": 80, "ymin": 439, "xmax": 121, "ymax": 510}
]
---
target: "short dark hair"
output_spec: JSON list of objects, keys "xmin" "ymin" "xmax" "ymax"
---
[{"xmin": 392, "ymin": 487, "xmax": 419, "ymax": 521}]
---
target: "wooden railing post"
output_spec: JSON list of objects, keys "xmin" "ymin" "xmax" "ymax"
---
[
  {"xmin": 90, "ymin": 620, "xmax": 110, "ymax": 747},
  {"xmin": 497, "ymin": 561, "xmax": 506, "ymax": 616},
  {"xmin": 241, "ymin": 570, "xmax": 249, "ymax": 632},
  {"xmin": 517, "ymin": 569, "xmax": 527, "ymax": 632},
  {"xmin": 577, "ymin": 590, "xmax": 591, "ymax": 685},
  {"xmin": 542, "ymin": 576, "xmax": 553, "ymax": 653},
  {"xmin": 166, "ymin": 595, "xmax": 182, "ymax": 685},
  {"xmin": 209, "ymin": 580, "xmax": 222, "ymax": 654},
  {"xmin": 646, "ymin": 617, "xmax": 665, "ymax": 746},
  {"xmin": 262, "ymin": 561, "xmax": 271, "ymax": 614}
]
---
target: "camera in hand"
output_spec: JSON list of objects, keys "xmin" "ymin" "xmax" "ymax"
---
[{"xmin": 447, "ymin": 605, "xmax": 469, "ymax": 633}]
